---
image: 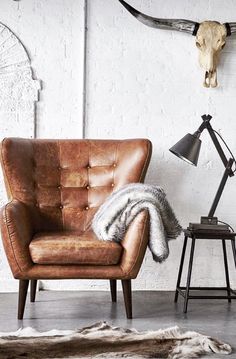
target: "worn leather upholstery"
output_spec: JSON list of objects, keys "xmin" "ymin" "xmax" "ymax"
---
[
  {"xmin": 0, "ymin": 138, "xmax": 152, "ymax": 280},
  {"xmin": 29, "ymin": 230, "xmax": 122, "ymax": 265}
]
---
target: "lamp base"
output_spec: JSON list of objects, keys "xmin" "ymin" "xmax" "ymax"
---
[{"xmin": 200, "ymin": 216, "xmax": 218, "ymax": 225}]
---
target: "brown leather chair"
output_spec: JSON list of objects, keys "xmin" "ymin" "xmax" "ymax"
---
[{"xmin": 0, "ymin": 138, "xmax": 152, "ymax": 319}]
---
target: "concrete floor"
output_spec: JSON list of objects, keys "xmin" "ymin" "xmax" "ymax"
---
[{"xmin": 0, "ymin": 290, "xmax": 235, "ymax": 357}]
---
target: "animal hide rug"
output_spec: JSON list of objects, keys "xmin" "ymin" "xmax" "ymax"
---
[{"xmin": 0, "ymin": 321, "xmax": 232, "ymax": 359}]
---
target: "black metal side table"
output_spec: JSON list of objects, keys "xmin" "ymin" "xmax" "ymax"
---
[{"xmin": 175, "ymin": 228, "xmax": 236, "ymax": 313}]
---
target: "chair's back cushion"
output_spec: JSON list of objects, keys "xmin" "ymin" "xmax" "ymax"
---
[{"xmin": 1, "ymin": 138, "xmax": 152, "ymax": 232}]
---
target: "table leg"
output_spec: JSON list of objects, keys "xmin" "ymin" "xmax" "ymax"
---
[
  {"xmin": 183, "ymin": 237, "xmax": 196, "ymax": 313},
  {"xmin": 231, "ymin": 239, "xmax": 236, "ymax": 268},
  {"xmin": 222, "ymin": 239, "xmax": 231, "ymax": 303},
  {"xmin": 174, "ymin": 236, "xmax": 188, "ymax": 303}
]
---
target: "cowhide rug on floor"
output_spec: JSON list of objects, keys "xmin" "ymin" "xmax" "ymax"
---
[{"xmin": 0, "ymin": 321, "xmax": 232, "ymax": 359}]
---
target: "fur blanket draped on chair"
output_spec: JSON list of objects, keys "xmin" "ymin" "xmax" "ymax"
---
[{"xmin": 92, "ymin": 184, "xmax": 182, "ymax": 262}]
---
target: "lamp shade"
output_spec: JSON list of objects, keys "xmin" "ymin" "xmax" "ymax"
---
[{"xmin": 169, "ymin": 133, "xmax": 201, "ymax": 166}]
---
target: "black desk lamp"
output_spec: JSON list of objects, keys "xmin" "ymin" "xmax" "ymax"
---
[{"xmin": 169, "ymin": 114, "xmax": 236, "ymax": 230}]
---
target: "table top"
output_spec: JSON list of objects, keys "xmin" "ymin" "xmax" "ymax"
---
[{"xmin": 184, "ymin": 228, "xmax": 236, "ymax": 239}]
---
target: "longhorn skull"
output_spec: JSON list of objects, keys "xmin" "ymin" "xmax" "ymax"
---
[{"xmin": 119, "ymin": 0, "xmax": 236, "ymax": 87}]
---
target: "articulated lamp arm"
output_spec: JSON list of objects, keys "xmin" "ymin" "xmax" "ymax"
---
[
  {"xmin": 170, "ymin": 114, "xmax": 235, "ymax": 223},
  {"xmin": 195, "ymin": 115, "xmax": 234, "ymax": 218}
]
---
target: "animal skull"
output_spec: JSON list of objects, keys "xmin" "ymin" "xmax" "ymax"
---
[
  {"xmin": 196, "ymin": 21, "xmax": 227, "ymax": 87},
  {"xmin": 119, "ymin": 0, "xmax": 236, "ymax": 88}
]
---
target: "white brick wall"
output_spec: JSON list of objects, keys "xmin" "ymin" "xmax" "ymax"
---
[{"xmin": 1, "ymin": 0, "xmax": 236, "ymax": 292}]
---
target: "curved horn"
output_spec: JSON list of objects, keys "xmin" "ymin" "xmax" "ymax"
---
[
  {"xmin": 119, "ymin": 0, "xmax": 199, "ymax": 36},
  {"xmin": 224, "ymin": 23, "xmax": 236, "ymax": 36}
]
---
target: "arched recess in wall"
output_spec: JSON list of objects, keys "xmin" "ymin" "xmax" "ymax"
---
[
  {"xmin": 0, "ymin": 22, "xmax": 40, "ymax": 140},
  {"xmin": 0, "ymin": 22, "xmax": 40, "ymax": 206}
]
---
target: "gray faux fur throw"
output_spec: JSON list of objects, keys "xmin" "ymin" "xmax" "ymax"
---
[
  {"xmin": 0, "ymin": 321, "xmax": 232, "ymax": 358},
  {"xmin": 92, "ymin": 183, "xmax": 182, "ymax": 262}
]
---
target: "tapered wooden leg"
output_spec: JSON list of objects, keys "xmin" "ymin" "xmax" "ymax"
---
[
  {"xmin": 110, "ymin": 280, "xmax": 117, "ymax": 302},
  {"xmin": 121, "ymin": 279, "xmax": 132, "ymax": 319},
  {"xmin": 18, "ymin": 280, "xmax": 29, "ymax": 320},
  {"xmin": 30, "ymin": 280, "xmax": 37, "ymax": 303}
]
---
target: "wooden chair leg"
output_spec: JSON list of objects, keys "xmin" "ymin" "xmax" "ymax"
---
[
  {"xmin": 30, "ymin": 280, "xmax": 37, "ymax": 303},
  {"xmin": 121, "ymin": 279, "xmax": 132, "ymax": 319},
  {"xmin": 110, "ymin": 280, "xmax": 117, "ymax": 302},
  {"xmin": 18, "ymin": 280, "xmax": 29, "ymax": 320}
]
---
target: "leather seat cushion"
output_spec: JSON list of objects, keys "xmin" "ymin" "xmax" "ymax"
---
[{"xmin": 29, "ymin": 230, "xmax": 123, "ymax": 265}]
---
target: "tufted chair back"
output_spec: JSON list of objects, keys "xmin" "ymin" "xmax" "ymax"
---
[{"xmin": 1, "ymin": 138, "xmax": 152, "ymax": 232}]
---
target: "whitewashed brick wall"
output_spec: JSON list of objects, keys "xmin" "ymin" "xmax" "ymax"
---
[{"xmin": 1, "ymin": 0, "xmax": 236, "ymax": 292}]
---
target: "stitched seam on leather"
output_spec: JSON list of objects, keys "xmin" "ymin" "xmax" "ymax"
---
[
  {"xmin": 138, "ymin": 140, "xmax": 151, "ymax": 183},
  {"xmin": 58, "ymin": 141, "xmax": 64, "ymax": 229},
  {"xmin": 122, "ymin": 211, "xmax": 148, "ymax": 278},
  {"xmin": 4, "ymin": 201, "xmax": 22, "ymax": 273},
  {"xmin": 1, "ymin": 138, "xmax": 13, "ymax": 200}
]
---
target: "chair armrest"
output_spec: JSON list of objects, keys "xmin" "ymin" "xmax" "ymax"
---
[
  {"xmin": 0, "ymin": 200, "xmax": 34, "ymax": 278},
  {"xmin": 120, "ymin": 210, "xmax": 149, "ymax": 278}
]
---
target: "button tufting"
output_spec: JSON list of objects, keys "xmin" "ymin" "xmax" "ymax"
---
[
  {"xmin": 113, "ymin": 163, "xmax": 117, "ymax": 167},
  {"xmin": 58, "ymin": 166, "xmax": 61, "ymax": 170},
  {"xmin": 59, "ymin": 205, "xmax": 63, "ymax": 209},
  {"xmin": 87, "ymin": 165, "xmax": 90, "ymax": 169},
  {"xmin": 111, "ymin": 183, "xmax": 114, "ymax": 187},
  {"xmin": 85, "ymin": 206, "xmax": 89, "ymax": 210},
  {"xmin": 86, "ymin": 185, "xmax": 90, "ymax": 189},
  {"xmin": 58, "ymin": 185, "xmax": 61, "ymax": 189},
  {"xmin": 35, "ymin": 203, "xmax": 39, "ymax": 207}
]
